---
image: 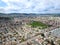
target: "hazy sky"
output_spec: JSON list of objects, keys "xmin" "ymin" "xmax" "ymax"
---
[{"xmin": 0, "ymin": 0, "xmax": 60, "ymax": 13}]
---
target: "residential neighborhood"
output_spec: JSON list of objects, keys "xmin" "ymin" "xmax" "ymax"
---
[{"xmin": 0, "ymin": 15, "xmax": 60, "ymax": 45}]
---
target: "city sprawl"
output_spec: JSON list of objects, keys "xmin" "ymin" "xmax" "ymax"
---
[{"xmin": 0, "ymin": 15, "xmax": 60, "ymax": 45}]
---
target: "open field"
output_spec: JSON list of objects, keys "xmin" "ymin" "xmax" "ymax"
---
[{"xmin": 29, "ymin": 21, "xmax": 52, "ymax": 29}]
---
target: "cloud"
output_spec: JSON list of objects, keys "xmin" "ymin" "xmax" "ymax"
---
[{"xmin": 0, "ymin": 0, "xmax": 60, "ymax": 13}]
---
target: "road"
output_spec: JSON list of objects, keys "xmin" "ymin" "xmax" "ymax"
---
[
  {"xmin": 18, "ymin": 35, "xmax": 40, "ymax": 45},
  {"xmin": 17, "ymin": 28, "xmax": 58, "ymax": 45}
]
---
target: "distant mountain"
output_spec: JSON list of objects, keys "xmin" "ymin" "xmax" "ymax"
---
[{"xmin": 0, "ymin": 13, "xmax": 60, "ymax": 17}]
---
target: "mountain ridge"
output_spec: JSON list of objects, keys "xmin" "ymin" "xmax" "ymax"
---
[{"xmin": 0, "ymin": 13, "xmax": 60, "ymax": 17}]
